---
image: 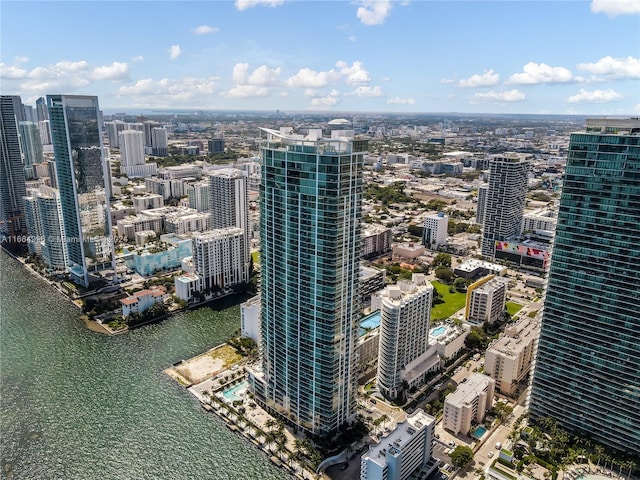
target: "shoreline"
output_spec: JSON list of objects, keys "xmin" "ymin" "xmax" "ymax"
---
[{"xmin": 1, "ymin": 246, "xmax": 253, "ymax": 336}]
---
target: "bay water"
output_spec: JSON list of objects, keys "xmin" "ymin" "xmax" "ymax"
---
[{"xmin": 0, "ymin": 250, "xmax": 288, "ymax": 480}]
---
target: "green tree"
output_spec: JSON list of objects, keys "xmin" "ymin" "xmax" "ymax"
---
[
  {"xmin": 454, "ymin": 277, "xmax": 469, "ymax": 293},
  {"xmin": 435, "ymin": 266, "xmax": 455, "ymax": 283},
  {"xmin": 432, "ymin": 253, "xmax": 452, "ymax": 268},
  {"xmin": 450, "ymin": 445, "xmax": 474, "ymax": 468},
  {"xmin": 465, "ymin": 326, "xmax": 488, "ymax": 350}
]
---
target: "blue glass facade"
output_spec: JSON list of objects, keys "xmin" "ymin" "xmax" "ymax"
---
[
  {"xmin": 258, "ymin": 131, "xmax": 365, "ymax": 436},
  {"xmin": 48, "ymin": 95, "xmax": 115, "ymax": 287},
  {"xmin": 529, "ymin": 120, "xmax": 640, "ymax": 454}
]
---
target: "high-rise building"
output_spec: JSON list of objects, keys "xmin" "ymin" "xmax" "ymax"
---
[
  {"xmin": 422, "ymin": 212, "xmax": 448, "ymax": 249},
  {"xmin": 465, "ymin": 275, "xmax": 508, "ymax": 325},
  {"xmin": 208, "ymin": 138, "xmax": 225, "ymax": 154},
  {"xmin": 191, "ymin": 227, "xmax": 248, "ymax": 293},
  {"xmin": 35, "ymin": 96, "xmax": 49, "ymax": 123},
  {"xmin": 47, "ymin": 94, "xmax": 115, "ymax": 287},
  {"xmin": 119, "ymin": 130, "xmax": 145, "ymax": 167},
  {"xmin": 19, "ymin": 121, "xmax": 44, "ymax": 172},
  {"xmin": 105, "ymin": 120, "xmax": 127, "ymax": 149},
  {"xmin": 529, "ymin": 118, "xmax": 640, "ymax": 455},
  {"xmin": 481, "ymin": 153, "xmax": 531, "ymax": 257},
  {"xmin": 443, "ymin": 373, "xmax": 495, "ymax": 436},
  {"xmin": 377, "ymin": 274, "xmax": 433, "ymax": 401},
  {"xmin": 476, "ymin": 184, "xmax": 488, "ymax": 224},
  {"xmin": 0, "ymin": 95, "xmax": 27, "ymax": 237},
  {"xmin": 38, "ymin": 120, "xmax": 52, "ymax": 145},
  {"xmin": 249, "ymin": 127, "xmax": 366, "ymax": 436},
  {"xmin": 23, "ymin": 185, "xmax": 68, "ymax": 270},
  {"xmin": 151, "ymin": 127, "xmax": 168, "ymax": 156}
]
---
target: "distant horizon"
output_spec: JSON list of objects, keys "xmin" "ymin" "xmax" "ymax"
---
[{"xmin": 2, "ymin": 1, "xmax": 638, "ymax": 115}]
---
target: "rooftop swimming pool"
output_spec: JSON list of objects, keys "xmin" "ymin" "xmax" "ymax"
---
[
  {"xmin": 359, "ymin": 312, "xmax": 381, "ymax": 336},
  {"xmin": 430, "ymin": 325, "xmax": 449, "ymax": 337},
  {"xmin": 222, "ymin": 380, "xmax": 248, "ymax": 402}
]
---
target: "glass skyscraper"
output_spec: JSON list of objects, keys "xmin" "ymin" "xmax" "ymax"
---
[
  {"xmin": 250, "ymin": 128, "xmax": 366, "ymax": 436},
  {"xmin": 47, "ymin": 95, "xmax": 115, "ymax": 287},
  {"xmin": 0, "ymin": 95, "xmax": 27, "ymax": 238},
  {"xmin": 529, "ymin": 118, "xmax": 640, "ymax": 455}
]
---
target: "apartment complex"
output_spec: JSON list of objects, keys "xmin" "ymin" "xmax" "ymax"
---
[
  {"xmin": 48, "ymin": 95, "xmax": 115, "ymax": 287},
  {"xmin": 443, "ymin": 374, "xmax": 495, "ymax": 436},
  {"xmin": 529, "ymin": 118, "xmax": 640, "ymax": 455},
  {"xmin": 377, "ymin": 274, "xmax": 433, "ymax": 401},
  {"xmin": 423, "ymin": 212, "xmax": 448, "ymax": 249},
  {"xmin": 465, "ymin": 275, "xmax": 508, "ymax": 325},
  {"xmin": 250, "ymin": 127, "xmax": 365, "ymax": 436},
  {"xmin": 481, "ymin": 153, "xmax": 531, "ymax": 257},
  {"xmin": 485, "ymin": 316, "xmax": 539, "ymax": 395},
  {"xmin": 361, "ymin": 409, "xmax": 435, "ymax": 480}
]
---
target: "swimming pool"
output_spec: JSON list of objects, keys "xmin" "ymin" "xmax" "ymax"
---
[
  {"xmin": 359, "ymin": 312, "xmax": 381, "ymax": 336},
  {"xmin": 222, "ymin": 380, "xmax": 248, "ymax": 402},
  {"xmin": 431, "ymin": 325, "xmax": 448, "ymax": 337},
  {"xmin": 473, "ymin": 425, "xmax": 487, "ymax": 439}
]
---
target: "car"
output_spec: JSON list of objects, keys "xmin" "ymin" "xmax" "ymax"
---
[
  {"xmin": 435, "ymin": 433, "xmax": 440, "ymax": 439},
  {"xmin": 448, "ymin": 441, "xmax": 455, "ymax": 447},
  {"xmin": 487, "ymin": 451, "xmax": 494, "ymax": 458},
  {"xmin": 350, "ymin": 452, "xmax": 358, "ymax": 460},
  {"xmin": 370, "ymin": 399, "xmax": 377, "ymax": 404}
]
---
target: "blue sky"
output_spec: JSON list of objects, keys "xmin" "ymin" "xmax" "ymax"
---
[{"xmin": 1, "ymin": 0, "xmax": 639, "ymax": 114}]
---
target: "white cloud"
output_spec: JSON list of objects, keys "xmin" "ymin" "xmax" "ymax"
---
[
  {"xmin": 234, "ymin": 0, "xmax": 285, "ymax": 11},
  {"xmin": 458, "ymin": 69, "xmax": 500, "ymax": 88},
  {"xmin": 577, "ymin": 56, "xmax": 640, "ymax": 79},
  {"xmin": 222, "ymin": 85, "xmax": 271, "ymax": 98},
  {"xmin": 591, "ymin": 0, "xmax": 640, "ymax": 16},
  {"xmin": 132, "ymin": 55, "xmax": 144, "ymax": 63},
  {"xmin": 247, "ymin": 65, "xmax": 281, "ymax": 86},
  {"xmin": 348, "ymin": 35, "xmax": 357, "ymax": 42},
  {"xmin": 117, "ymin": 76, "xmax": 219, "ymax": 107},
  {"xmin": 169, "ymin": 45, "xmax": 182, "ymax": 60},
  {"xmin": 309, "ymin": 90, "xmax": 340, "ymax": 108},
  {"xmin": 350, "ymin": 86, "xmax": 383, "ymax": 97},
  {"xmin": 232, "ymin": 63, "xmax": 249, "ymax": 84},
  {"xmin": 440, "ymin": 78, "xmax": 456, "ymax": 84},
  {"xmin": 14, "ymin": 56, "xmax": 29, "ymax": 65},
  {"xmin": 337, "ymin": 60, "xmax": 371, "ymax": 85},
  {"xmin": 286, "ymin": 68, "xmax": 334, "ymax": 88},
  {"xmin": 91, "ymin": 62, "xmax": 130, "ymax": 81},
  {"xmin": 566, "ymin": 88, "xmax": 623, "ymax": 104},
  {"xmin": 304, "ymin": 89, "xmax": 319, "ymax": 97},
  {"xmin": 470, "ymin": 89, "xmax": 526, "ymax": 104},
  {"xmin": 507, "ymin": 62, "xmax": 573, "ymax": 85},
  {"xmin": 387, "ymin": 97, "xmax": 416, "ymax": 105},
  {"xmin": 193, "ymin": 25, "xmax": 219, "ymax": 35},
  {"xmin": 356, "ymin": 0, "xmax": 393, "ymax": 25},
  {"xmin": 0, "ymin": 63, "xmax": 28, "ymax": 79},
  {"xmin": 633, "ymin": 103, "xmax": 640, "ymax": 114}
]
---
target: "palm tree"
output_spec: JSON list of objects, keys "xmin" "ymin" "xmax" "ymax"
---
[
  {"xmin": 595, "ymin": 445, "xmax": 604, "ymax": 468},
  {"xmin": 626, "ymin": 460, "xmax": 637, "ymax": 480}
]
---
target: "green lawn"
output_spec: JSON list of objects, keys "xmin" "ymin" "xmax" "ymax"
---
[
  {"xmin": 431, "ymin": 281, "xmax": 467, "ymax": 320},
  {"xmin": 506, "ymin": 301, "xmax": 524, "ymax": 317}
]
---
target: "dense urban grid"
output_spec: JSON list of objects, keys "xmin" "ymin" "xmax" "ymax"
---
[{"xmin": 1, "ymin": 94, "xmax": 639, "ymax": 480}]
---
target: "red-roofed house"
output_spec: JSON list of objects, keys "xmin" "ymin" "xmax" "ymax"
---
[{"xmin": 121, "ymin": 286, "xmax": 167, "ymax": 317}]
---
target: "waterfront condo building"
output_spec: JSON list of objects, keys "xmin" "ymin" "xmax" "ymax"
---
[
  {"xmin": 481, "ymin": 153, "xmax": 531, "ymax": 257},
  {"xmin": 0, "ymin": 95, "xmax": 27, "ymax": 237},
  {"xmin": 47, "ymin": 94, "xmax": 115, "ymax": 287},
  {"xmin": 360, "ymin": 409, "xmax": 436, "ymax": 480},
  {"xmin": 377, "ymin": 274, "xmax": 433, "ymax": 401},
  {"xmin": 250, "ymin": 127, "xmax": 366, "ymax": 436},
  {"xmin": 443, "ymin": 373, "xmax": 495, "ymax": 436},
  {"xmin": 529, "ymin": 118, "xmax": 640, "ymax": 455}
]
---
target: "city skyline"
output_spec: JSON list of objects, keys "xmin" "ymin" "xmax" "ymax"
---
[{"xmin": 1, "ymin": 1, "xmax": 639, "ymax": 115}]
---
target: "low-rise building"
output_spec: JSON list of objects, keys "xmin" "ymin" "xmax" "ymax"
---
[
  {"xmin": 120, "ymin": 286, "xmax": 166, "ymax": 317},
  {"xmin": 393, "ymin": 242, "xmax": 426, "ymax": 259},
  {"xmin": 429, "ymin": 323, "xmax": 470, "ymax": 360},
  {"xmin": 454, "ymin": 259, "xmax": 507, "ymax": 279},
  {"xmin": 484, "ymin": 316, "xmax": 539, "ymax": 395},
  {"xmin": 361, "ymin": 409, "xmax": 436, "ymax": 480},
  {"xmin": 123, "ymin": 234, "xmax": 192, "ymax": 276},
  {"xmin": 360, "ymin": 265, "xmax": 386, "ymax": 309},
  {"xmin": 423, "ymin": 212, "xmax": 448, "ymax": 249},
  {"xmin": 443, "ymin": 373, "xmax": 495, "ymax": 436}
]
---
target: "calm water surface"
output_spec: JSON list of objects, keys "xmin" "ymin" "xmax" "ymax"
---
[{"xmin": 0, "ymin": 250, "xmax": 288, "ymax": 480}]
